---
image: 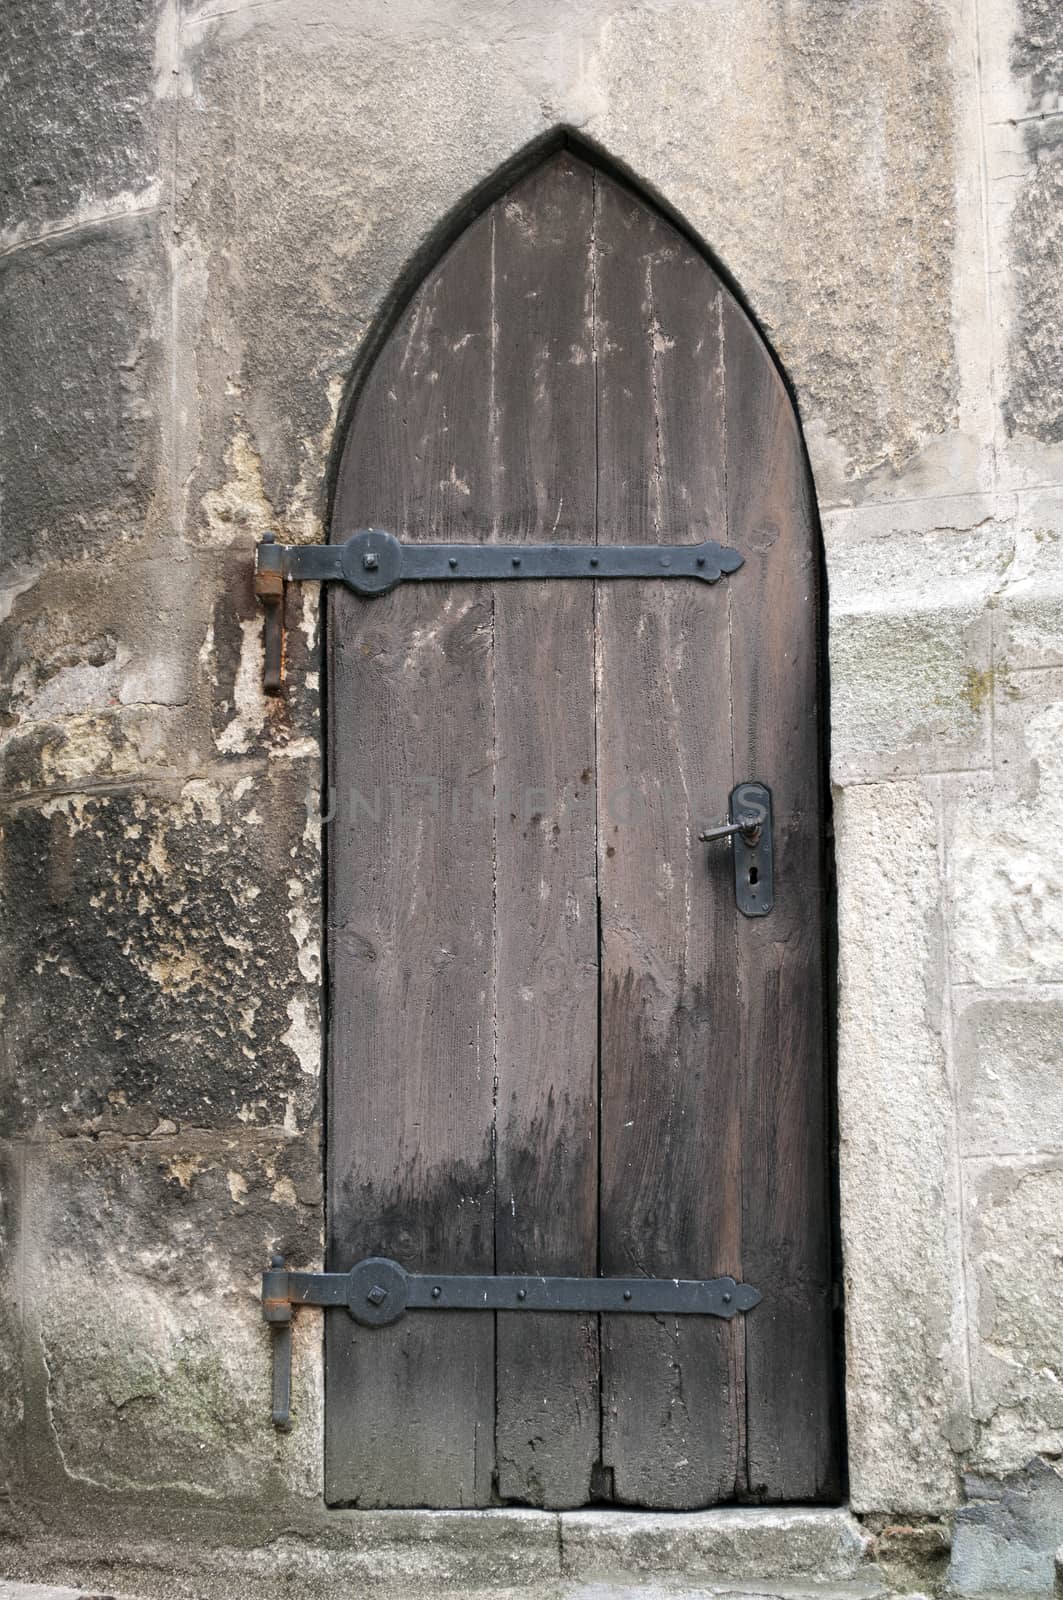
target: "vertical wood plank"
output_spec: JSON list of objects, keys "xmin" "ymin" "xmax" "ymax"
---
[
  {"xmin": 491, "ymin": 155, "xmax": 601, "ymax": 1507},
  {"xmin": 325, "ymin": 209, "xmax": 498, "ymax": 1506},
  {"xmin": 594, "ymin": 178, "xmax": 744, "ymax": 1508},
  {"xmin": 723, "ymin": 300, "xmax": 839, "ymax": 1500}
]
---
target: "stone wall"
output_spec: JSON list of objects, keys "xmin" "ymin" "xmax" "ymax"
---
[{"xmin": 0, "ymin": 1, "xmax": 1060, "ymax": 1595}]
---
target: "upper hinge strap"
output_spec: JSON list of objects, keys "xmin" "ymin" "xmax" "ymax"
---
[{"xmin": 254, "ymin": 526, "xmax": 744, "ymax": 692}]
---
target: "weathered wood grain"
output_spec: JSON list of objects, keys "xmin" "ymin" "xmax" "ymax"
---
[
  {"xmin": 326, "ymin": 203, "xmax": 498, "ymax": 1507},
  {"xmin": 594, "ymin": 176, "xmax": 744, "ymax": 1507},
  {"xmin": 491, "ymin": 154, "xmax": 600, "ymax": 1508},
  {"xmin": 723, "ymin": 298, "xmax": 839, "ymax": 1499}
]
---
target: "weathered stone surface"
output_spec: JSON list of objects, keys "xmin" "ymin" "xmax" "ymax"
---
[
  {"xmin": 0, "ymin": 556, "xmax": 203, "ymax": 796},
  {"xmin": 966, "ymin": 1160, "xmax": 1063, "ymax": 1475},
  {"xmin": 1010, "ymin": 0, "xmax": 1063, "ymax": 109},
  {"xmin": 824, "ymin": 500, "xmax": 1012, "ymax": 781},
  {"xmin": 834, "ymin": 779, "xmax": 965, "ymax": 1512},
  {"xmin": 951, "ymin": 1458, "xmax": 1063, "ymax": 1597},
  {"xmin": 591, "ymin": 0, "xmax": 960, "ymax": 504},
  {"xmin": 0, "ymin": 0, "xmax": 161, "ymax": 241},
  {"xmin": 0, "ymin": 216, "xmax": 164, "ymax": 570},
  {"xmin": 0, "ymin": 1145, "xmax": 23, "ymax": 1510},
  {"xmin": 0, "ymin": 544, "xmax": 321, "ymax": 797},
  {"xmin": 956, "ymin": 990, "xmax": 1063, "ymax": 1157},
  {"xmin": 0, "ymin": 1586, "xmax": 93, "ymax": 1600},
  {"xmin": 19, "ymin": 1132, "xmax": 322, "ymax": 1502},
  {"xmin": 173, "ymin": 0, "xmax": 962, "ymax": 566},
  {"xmin": 949, "ymin": 673, "xmax": 1063, "ymax": 987},
  {"xmin": 558, "ymin": 1507, "xmax": 871, "ymax": 1583},
  {"xmin": 1003, "ymin": 123, "xmax": 1063, "ymax": 448},
  {"xmin": 176, "ymin": 3, "xmax": 544, "ymax": 552},
  {"xmin": 829, "ymin": 606, "xmax": 991, "ymax": 783},
  {"xmin": 994, "ymin": 491, "xmax": 1063, "ymax": 672},
  {"xmin": 0, "ymin": 771, "xmax": 321, "ymax": 1136},
  {"xmin": 0, "ymin": 1510, "xmax": 564, "ymax": 1599}
]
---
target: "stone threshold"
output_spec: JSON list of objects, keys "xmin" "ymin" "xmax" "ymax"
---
[
  {"xmin": 0, "ymin": 1507, "xmax": 891, "ymax": 1600},
  {"xmin": 0, "ymin": 1585, "xmax": 889, "ymax": 1600}
]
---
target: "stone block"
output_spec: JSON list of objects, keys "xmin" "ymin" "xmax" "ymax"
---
[
  {"xmin": 950, "ymin": 1457, "xmax": 1063, "ymax": 1597},
  {"xmin": 994, "ymin": 491, "xmax": 1063, "ymax": 673},
  {"xmin": 0, "ymin": 1587, "xmax": 92, "ymax": 1600},
  {"xmin": 0, "ymin": 1509, "xmax": 564, "ymax": 1599},
  {"xmin": 1009, "ymin": 0, "xmax": 1063, "ymax": 109},
  {"xmin": 829, "ymin": 606, "xmax": 991, "ymax": 783},
  {"xmin": 955, "ymin": 989, "xmax": 1063, "ymax": 1157},
  {"xmin": 948, "ymin": 671, "xmax": 1063, "ymax": 987},
  {"xmin": 0, "ymin": 768, "xmax": 321, "ymax": 1137},
  {"xmin": 0, "ymin": 0, "xmax": 160, "ymax": 242},
  {"xmin": 558, "ymin": 1507, "xmax": 871, "ymax": 1583},
  {"xmin": 834, "ymin": 779, "xmax": 965, "ymax": 1513},
  {"xmin": 985, "ymin": 0, "xmax": 1063, "ymax": 497},
  {"xmin": 966, "ymin": 1160, "xmax": 1063, "ymax": 1474},
  {"xmin": 824, "ymin": 504, "xmax": 1008, "ymax": 783},
  {"xmin": 863, "ymin": 1519, "xmax": 952, "ymax": 1595},
  {"xmin": 20, "ymin": 1132, "xmax": 322, "ymax": 1505},
  {"xmin": 0, "ymin": 216, "xmax": 164, "ymax": 569},
  {"xmin": 1002, "ymin": 121, "xmax": 1063, "ymax": 453}
]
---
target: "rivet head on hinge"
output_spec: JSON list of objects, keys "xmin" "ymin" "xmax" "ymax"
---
[{"xmin": 346, "ymin": 1256, "xmax": 410, "ymax": 1326}]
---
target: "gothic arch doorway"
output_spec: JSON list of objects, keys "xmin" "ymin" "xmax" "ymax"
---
[{"xmin": 324, "ymin": 147, "xmax": 839, "ymax": 1509}]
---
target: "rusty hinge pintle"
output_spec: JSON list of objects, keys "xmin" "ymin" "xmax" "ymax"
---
[
  {"xmin": 262, "ymin": 1254, "xmax": 761, "ymax": 1430},
  {"xmin": 255, "ymin": 526, "xmax": 745, "ymax": 693}
]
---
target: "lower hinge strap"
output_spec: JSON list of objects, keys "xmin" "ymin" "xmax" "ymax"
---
[{"xmin": 261, "ymin": 1254, "xmax": 762, "ymax": 1430}]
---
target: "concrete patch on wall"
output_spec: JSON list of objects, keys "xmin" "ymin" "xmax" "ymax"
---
[{"xmin": 950, "ymin": 1456, "xmax": 1063, "ymax": 1597}]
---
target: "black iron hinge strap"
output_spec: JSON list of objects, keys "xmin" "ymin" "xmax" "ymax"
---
[
  {"xmin": 261, "ymin": 1254, "xmax": 762, "ymax": 1430},
  {"xmin": 255, "ymin": 526, "xmax": 744, "ymax": 691}
]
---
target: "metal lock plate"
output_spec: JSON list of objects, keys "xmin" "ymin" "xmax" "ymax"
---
[{"xmin": 730, "ymin": 782, "xmax": 773, "ymax": 917}]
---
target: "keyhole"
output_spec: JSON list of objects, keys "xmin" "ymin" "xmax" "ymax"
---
[{"xmin": 749, "ymin": 865, "xmax": 759, "ymax": 885}]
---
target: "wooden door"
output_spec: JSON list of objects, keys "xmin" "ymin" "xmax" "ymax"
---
[{"xmin": 325, "ymin": 150, "xmax": 838, "ymax": 1509}]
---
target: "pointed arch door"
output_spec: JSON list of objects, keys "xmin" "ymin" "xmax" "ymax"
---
[{"xmin": 325, "ymin": 149, "xmax": 839, "ymax": 1509}]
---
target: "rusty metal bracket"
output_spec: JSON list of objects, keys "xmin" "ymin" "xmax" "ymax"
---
[
  {"xmin": 262, "ymin": 1254, "xmax": 761, "ymax": 1430},
  {"xmin": 255, "ymin": 527, "xmax": 744, "ymax": 693}
]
